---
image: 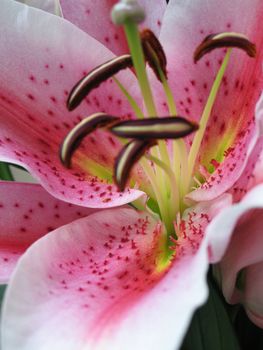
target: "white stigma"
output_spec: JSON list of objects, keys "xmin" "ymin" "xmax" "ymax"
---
[{"xmin": 111, "ymin": 0, "xmax": 145, "ymax": 25}]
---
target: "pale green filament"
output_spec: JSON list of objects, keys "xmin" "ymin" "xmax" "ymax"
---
[
  {"xmin": 145, "ymin": 154, "xmax": 179, "ymax": 230},
  {"xmin": 130, "ymin": 197, "xmax": 147, "ymax": 211},
  {"xmin": 113, "ymin": 77, "xmax": 144, "ymax": 118},
  {"xmin": 140, "ymin": 157, "xmax": 175, "ymax": 236},
  {"xmin": 187, "ymin": 48, "xmax": 232, "ymax": 189},
  {"xmin": 173, "ymin": 141, "xmax": 189, "ymax": 211},
  {"xmin": 123, "ymin": 20, "xmax": 157, "ymax": 116},
  {"xmin": 127, "ymin": 167, "xmax": 157, "ymax": 202},
  {"xmin": 157, "ymin": 68, "xmax": 177, "ymax": 116},
  {"xmin": 158, "ymin": 70, "xmax": 189, "ymax": 208},
  {"xmin": 153, "ymin": 59, "xmax": 189, "ymax": 204}
]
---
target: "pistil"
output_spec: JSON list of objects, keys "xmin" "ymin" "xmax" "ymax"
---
[
  {"xmin": 112, "ymin": 1, "xmax": 175, "ymax": 226},
  {"xmin": 112, "ymin": 3, "xmax": 157, "ymax": 117}
]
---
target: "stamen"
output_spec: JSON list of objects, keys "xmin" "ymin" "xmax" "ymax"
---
[
  {"xmin": 194, "ymin": 32, "xmax": 256, "ymax": 62},
  {"xmin": 60, "ymin": 113, "xmax": 119, "ymax": 167},
  {"xmin": 187, "ymin": 49, "xmax": 232, "ymax": 188},
  {"xmin": 67, "ymin": 55, "xmax": 133, "ymax": 111},
  {"xmin": 140, "ymin": 29, "xmax": 167, "ymax": 81},
  {"xmin": 114, "ymin": 139, "xmax": 156, "ymax": 191},
  {"xmin": 139, "ymin": 27, "xmax": 185, "ymax": 194},
  {"xmin": 187, "ymin": 33, "xmax": 256, "ymax": 191},
  {"xmin": 139, "ymin": 29, "xmax": 189, "ymax": 198},
  {"xmin": 111, "ymin": 116, "xmax": 198, "ymax": 139}
]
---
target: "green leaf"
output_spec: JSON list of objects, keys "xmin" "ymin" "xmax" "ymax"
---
[
  {"xmin": 180, "ymin": 273, "xmax": 240, "ymax": 350},
  {"xmin": 0, "ymin": 162, "xmax": 13, "ymax": 181}
]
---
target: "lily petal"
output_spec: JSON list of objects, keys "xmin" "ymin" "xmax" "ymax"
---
[
  {"xmin": 229, "ymin": 95, "xmax": 263, "ymax": 202},
  {"xmin": 187, "ymin": 118, "xmax": 259, "ymax": 202},
  {"xmin": 187, "ymin": 92, "xmax": 263, "ymax": 202},
  {"xmin": 158, "ymin": 0, "xmax": 263, "ymax": 199},
  {"xmin": 0, "ymin": 0, "xmax": 144, "ymax": 208},
  {"xmin": 159, "ymin": 0, "xmax": 263, "ymax": 127},
  {"xmin": 206, "ymin": 184, "xmax": 263, "ymax": 327},
  {"xmin": 59, "ymin": 0, "xmax": 166, "ymax": 56},
  {"xmin": 16, "ymin": 0, "xmax": 62, "ymax": 15},
  {"xmin": 1, "ymin": 198, "xmax": 231, "ymax": 350},
  {"xmin": 230, "ymin": 136, "xmax": 263, "ymax": 202},
  {"xmin": 0, "ymin": 181, "xmax": 96, "ymax": 284}
]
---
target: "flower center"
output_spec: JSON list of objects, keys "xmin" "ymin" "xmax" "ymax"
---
[{"xmin": 60, "ymin": 0, "xmax": 256, "ymax": 261}]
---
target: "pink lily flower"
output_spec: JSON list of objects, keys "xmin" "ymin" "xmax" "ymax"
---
[{"xmin": 0, "ymin": 0, "xmax": 263, "ymax": 349}]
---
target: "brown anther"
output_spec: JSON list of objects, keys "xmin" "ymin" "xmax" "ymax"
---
[
  {"xmin": 140, "ymin": 29, "xmax": 167, "ymax": 81},
  {"xmin": 67, "ymin": 55, "xmax": 133, "ymax": 111},
  {"xmin": 60, "ymin": 113, "xmax": 119, "ymax": 168},
  {"xmin": 111, "ymin": 116, "xmax": 198, "ymax": 139},
  {"xmin": 194, "ymin": 32, "xmax": 256, "ymax": 63},
  {"xmin": 114, "ymin": 139, "xmax": 156, "ymax": 191}
]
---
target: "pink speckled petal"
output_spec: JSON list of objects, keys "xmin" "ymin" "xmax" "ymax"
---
[
  {"xmin": 176, "ymin": 193, "xmax": 232, "ymax": 260},
  {"xmin": 230, "ymin": 136, "xmax": 263, "ymax": 202},
  {"xmin": 206, "ymin": 184, "xmax": 263, "ymax": 328},
  {"xmin": 156, "ymin": 0, "xmax": 263, "ymax": 170},
  {"xmin": 229, "ymin": 94, "xmax": 263, "ymax": 202},
  {"xmin": 159, "ymin": 0, "xmax": 263, "ymax": 122},
  {"xmin": 1, "ymin": 199, "xmax": 230, "ymax": 350},
  {"xmin": 0, "ymin": 181, "xmax": 97, "ymax": 284},
  {"xmin": 187, "ymin": 92, "xmax": 263, "ymax": 202},
  {"xmin": 0, "ymin": 0, "xmax": 144, "ymax": 208},
  {"xmin": 59, "ymin": 0, "xmax": 166, "ymax": 56},
  {"xmin": 187, "ymin": 119, "xmax": 258, "ymax": 202},
  {"xmin": 16, "ymin": 0, "xmax": 62, "ymax": 15},
  {"xmin": 256, "ymin": 91, "xmax": 263, "ymax": 133}
]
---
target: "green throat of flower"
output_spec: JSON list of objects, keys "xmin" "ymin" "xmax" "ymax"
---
[{"xmin": 60, "ymin": 0, "xmax": 256, "ymax": 260}]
